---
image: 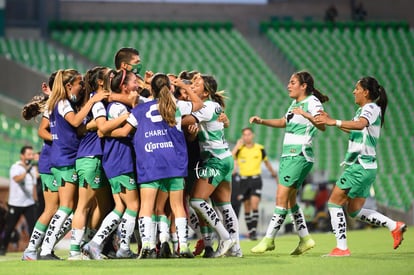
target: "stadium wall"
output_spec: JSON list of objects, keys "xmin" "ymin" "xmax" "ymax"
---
[{"xmin": 0, "ymin": 55, "xmax": 46, "ymax": 113}]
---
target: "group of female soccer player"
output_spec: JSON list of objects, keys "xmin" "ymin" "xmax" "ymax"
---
[{"xmin": 20, "ymin": 47, "xmax": 406, "ymax": 261}]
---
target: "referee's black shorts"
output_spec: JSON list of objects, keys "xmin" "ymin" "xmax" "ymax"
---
[{"xmin": 239, "ymin": 175, "xmax": 263, "ymax": 201}]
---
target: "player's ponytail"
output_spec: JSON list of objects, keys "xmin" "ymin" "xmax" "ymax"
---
[
  {"xmin": 294, "ymin": 71, "xmax": 329, "ymax": 103},
  {"xmin": 151, "ymin": 73, "xmax": 176, "ymax": 127},
  {"xmin": 359, "ymin": 76, "xmax": 387, "ymax": 127},
  {"xmin": 22, "ymin": 94, "xmax": 49, "ymax": 120},
  {"xmin": 22, "ymin": 71, "xmax": 57, "ymax": 120}
]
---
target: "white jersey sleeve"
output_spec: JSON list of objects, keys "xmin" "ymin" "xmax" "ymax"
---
[
  {"xmin": 108, "ymin": 102, "xmax": 128, "ymax": 120},
  {"xmin": 57, "ymin": 99, "xmax": 74, "ymax": 117},
  {"xmin": 177, "ymin": 100, "xmax": 193, "ymax": 116},
  {"xmin": 126, "ymin": 113, "xmax": 138, "ymax": 128},
  {"xmin": 308, "ymin": 95, "xmax": 324, "ymax": 117},
  {"xmin": 192, "ymin": 102, "xmax": 214, "ymax": 123},
  {"xmin": 359, "ymin": 103, "xmax": 380, "ymax": 126},
  {"xmin": 92, "ymin": 101, "xmax": 107, "ymax": 119}
]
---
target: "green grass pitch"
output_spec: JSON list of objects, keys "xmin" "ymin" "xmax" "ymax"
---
[{"xmin": 0, "ymin": 227, "xmax": 412, "ymax": 275}]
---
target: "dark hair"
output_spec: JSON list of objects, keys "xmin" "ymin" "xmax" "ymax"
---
[
  {"xmin": 48, "ymin": 71, "xmax": 58, "ymax": 90},
  {"xmin": 151, "ymin": 73, "xmax": 176, "ymax": 127},
  {"xmin": 20, "ymin": 145, "xmax": 33, "ymax": 155},
  {"xmin": 241, "ymin": 127, "xmax": 254, "ymax": 134},
  {"xmin": 201, "ymin": 74, "xmax": 226, "ymax": 108},
  {"xmin": 178, "ymin": 70, "xmax": 199, "ymax": 81},
  {"xmin": 294, "ymin": 71, "xmax": 329, "ymax": 103},
  {"xmin": 358, "ymin": 76, "xmax": 388, "ymax": 126},
  {"xmin": 114, "ymin": 47, "xmax": 139, "ymax": 70},
  {"xmin": 110, "ymin": 69, "xmax": 135, "ymax": 93},
  {"xmin": 173, "ymin": 79, "xmax": 191, "ymax": 99},
  {"xmin": 84, "ymin": 66, "xmax": 108, "ymax": 95}
]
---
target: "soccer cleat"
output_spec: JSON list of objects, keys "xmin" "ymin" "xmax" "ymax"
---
[
  {"xmin": 249, "ymin": 232, "xmax": 258, "ymax": 241},
  {"xmin": 192, "ymin": 239, "xmax": 205, "ymax": 256},
  {"xmin": 202, "ymin": 246, "xmax": 215, "ymax": 258},
  {"xmin": 159, "ymin": 242, "xmax": 172, "ymax": 258},
  {"xmin": 67, "ymin": 252, "xmax": 90, "ymax": 261},
  {"xmin": 38, "ymin": 252, "xmax": 62, "ymax": 260},
  {"xmin": 391, "ymin": 221, "xmax": 407, "ymax": 249},
  {"xmin": 179, "ymin": 243, "xmax": 194, "ymax": 258},
  {"xmin": 250, "ymin": 237, "xmax": 275, "ymax": 253},
  {"xmin": 22, "ymin": 249, "xmax": 38, "ymax": 261},
  {"xmin": 116, "ymin": 248, "xmax": 137, "ymax": 259},
  {"xmin": 83, "ymin": 241, "xmax": 103, "ymax": 260},
  {"xmin": 138, "ymin": 248, "xmax": 157, "ymax": 259},
  {"xmin": 214, "ymin": 238, "xmax": 235, "ymax": 258},
  {"xmin": 290, "ymin": 236, "xmax": 316, "ymax": 255},
  {"xmin": 325, "ymin": 247, "xmax": 351, "ymax": 257},
  {"xmin": 226, "ymin": 245, "xmax": 243, "ymax": 258}
]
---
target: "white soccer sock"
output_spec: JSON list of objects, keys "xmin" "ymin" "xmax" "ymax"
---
[
  {"xmin": 138, "ymin": 216, "xmax": 152, "ymax": 248},
  {"xmin": 190, "ymin": 199, "xmax": 230, "ymax": 241},
  {"xmin": 91, "ymin": 210, "xmax": 122, "ymax": 247},
  {"xmin": 40, "ymin": 208, "xmax": 71, "ymax": 256},
  {"xmin": 158, "ymin": 215, "xmax": 170, "ymax": 243},
  {"xmin": 188, "ymin": 206, "xmax": 202, "ymax": 239},
  {"xmin": 55, "ymin": 212, "xmax": 73, "ymax": 244},
  {"xmin": 290, "ymin": 204, "xmax": 310, "ymax": 238},
  {"xmin": 118, "ymin": 209, "xmax": 137, "ymax": 251},
  {"xmin": 175, "ymin": 217, "xmax": 189, "ymax": 245},
  {"xmin": 171, "ymin": 231, "xmax": 179, "ymax": 252},
  {"xmin": 70, "ymin": 228, "xmax": 85, "ymax": 254},
  {"xmin": 150, "ymin": 215, "xmax": 157, "ymax": 249},
  {"xmin": 216, "ymin": 203, "xmax": 240, "ymax": 251},
  {"xmin": 27, "ymin": 221, "xmax": 47, "ymax": 251},
  {"xmin": 215, "ymin": 203, "xmax": 239, "ymax": 242},
  {"xmin": 354, "ymin": 208, "xmax": 397, "ymax": 231},
  {"xmin": 328, "ymin": 204, "xmax": 348, "ymax": 250},
  {"xmin": 264, "ymin": 206, "xmax": 287, "ymax": 239}
]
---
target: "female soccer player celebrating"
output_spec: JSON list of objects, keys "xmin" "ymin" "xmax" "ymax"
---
[
  {"xmin": 250, "ymin": 71, "xmax": 328, "ymax": 255},
  {"xmin": 182, "ymin": 74, "xmax": 240, "ymax": 257},
  {"xmin": 107, "ymin": 73, "xmax": 203, "ymax": 258},
  {"xmin": 315, "ymin": 76, "xmax": 406, "ymax": 256},
  {"xmin": 39, "ymin": 69, "xmax": 108, "ymax": 260}
]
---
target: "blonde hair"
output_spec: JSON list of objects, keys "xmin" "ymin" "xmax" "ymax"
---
[
  {"xmin": 46, "ymin": 69, "xmax": 80, "ymax": 113},
  {"xmin": 151, "ymin": 73, "xmax": 176, "ymax": 127}
]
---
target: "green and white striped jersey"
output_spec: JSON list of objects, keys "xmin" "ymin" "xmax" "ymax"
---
[
  {"xmin": 192, "ymin": 100, "xmax": 232, "ymax": 160},
  {"xmin": 342, "ymin": 102, "xmax": 381, "ymax": 169},
  {"xmin": 282, "ymin": 95, "xmax": 324, "ymax": 162}
]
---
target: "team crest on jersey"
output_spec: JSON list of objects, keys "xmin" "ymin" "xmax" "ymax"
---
[
  {"xmin": 129, "ymin": 178, "xmax": 136, "ymax": 185},
  {"xmin": 215, "ymin": 106, "xmax": 222, "ymax": 115},
  {"xmin": 71, "ymin": 172, "xmax": 78, "ymax": 182},
  {"xmin": 94, "ymin": 175, "xmax": 101, "ymax": 184}
]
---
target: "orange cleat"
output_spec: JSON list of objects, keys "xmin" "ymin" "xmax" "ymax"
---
[
  {"xmin": 391, "ymin": 221, "xmax": 407, "ymax": 249},
  {"xmin": 325, "ymin": 247, "xmax": 351, "ymax": 257}
]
